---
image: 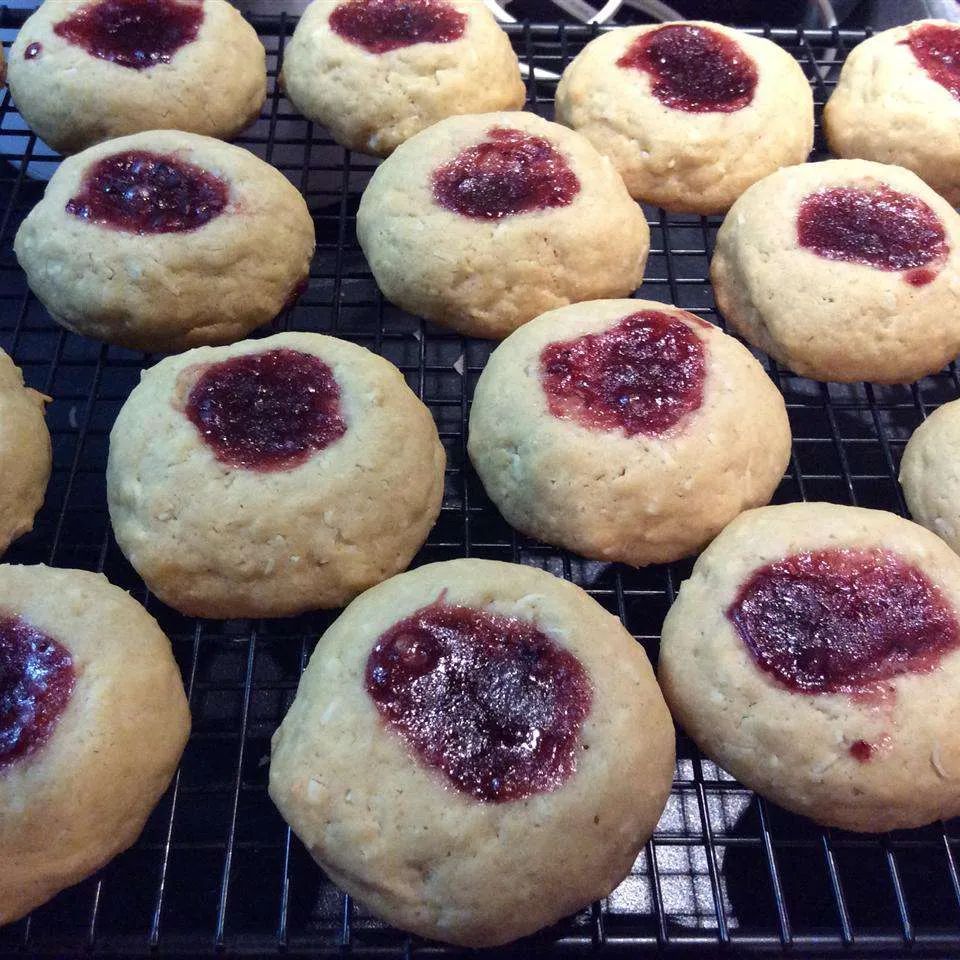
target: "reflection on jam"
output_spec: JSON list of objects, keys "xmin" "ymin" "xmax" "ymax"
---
[
  {"xmin": 432, "ymin": 127, "xmax": 580, "ymax": 221},
  {"xmin": 904, "ymin": 23, "xmax": 960, "ymax": 101},
  {"xmin": 0, "ymin": 616, "xmax": 75, "ymax": 769},
  {"xmin": 24, "ymin": 42, "xmax": 42, "ymax": 60},
  {"xmin": 540, "ymin": 310, "xmax": 706, "ymax": 437},
  {"xmin": 727, "ymin": 548, "xmax": 960, "ymax": 694},
  {"xmin": 330, "ymin": 0, "xmax": 467, "ymax": 54},
  {"xmin": 66, "ymin": 151, "xmax": 228, "ymax": 235},
  {"xmin": 366, "ymin": 601, "xmax": 592, "ymax": 803},
  {"xmin": 797, "ymin": 185, "xmax": 947, "ymax": 284},
  {"xmin": 186, "ymin": 349, "xmax": 347, "ymax": 471},
  {"xmin": 53, "ymin": 0, "xmax": 203, "ymax": 70},
  {"xmin": 617, "ymin": 23, "xmax": 758, "ymax": 113}
]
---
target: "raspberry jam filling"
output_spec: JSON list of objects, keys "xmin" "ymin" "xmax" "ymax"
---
[
  {"xmin": 432, "ymin": 127, "xmax": 580, "ymax": 220},
  {"xmin": 727, "ymin": 548, "xmax": 960, "ymax": 695},
  {"xmin": 365, "ymin": 600, "xmax": 592, "ymax": 803},
  {"xmin": 1, "ymin": 616, "xmax": 75, "ymax": 770},
  {"xmin": 24, "ymin": 42, "xmax": 42, "ymax": 59},
  {"xmin": 617, "ymin": 23, "xmax": 758, "ymax": 113},
  {"xmin": 329, "ymin": 0, "xmax": 467, "ymax": 54},
  {"xmin": 904, "ymin": 23, "xmax": 960, "ymax": 101},
  {"xmin": 53, "ymin": 0, "xmax": 203, "ymax": 70},
  {"xmin": 186, "ymin": 348, "xmax": 347, "ymax": 471},
  {"xmin": 66, "ymin": 150, "xmax": 228, "ymax": 235},
  {"xmin": 797, "ymin": 185, "xmax": 948, "ymax": 286},
  {"xmin": 540, "ymin": 310, "xmax": 706, "ymax": 437}
]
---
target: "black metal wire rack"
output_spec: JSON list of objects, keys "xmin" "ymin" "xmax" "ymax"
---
[{"xmin": 2, "ymin": 8, "xmax": 960, "ymax": 958}]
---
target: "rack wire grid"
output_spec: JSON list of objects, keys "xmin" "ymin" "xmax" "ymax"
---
[{"xmin": 1, "ymin": 9, "xmax": 959, "ymax": 960}]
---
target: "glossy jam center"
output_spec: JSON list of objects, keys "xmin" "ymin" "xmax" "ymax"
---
[
  {"xmin": 53, "ymin": 0, "xmax": 203, "ymax": 70},
  {"xmin": 797, "ymin": 185, "xmax": 947, "ymax": 284},
  {"xmin": 727, "ymin": 548, "xmax": 960, "ymax": 694},
  {"xmin": 432, "ymin": 127, "xmax": 580, "ymax": 221},
  {"xmin": 186, "ymin": 348, "xmax": 347, "ymax": 471},
  {"xmin": 617, "ymin": 23, "xmax": 758, "ymax": 112},
  {"xmin": 329, "ymin": 0, "xmax": 466, "ymax": 54},
  {"xmin": 366, "ymin": 601, "xmax": 592, "ymax": 803},
  {"xmin": 66, "ymin": 150, "xmax": 228, "ymax": 235},
  {"xmin": 540, "ymin": 310, "xmax": 706, "ymax": 437},
  {"xmin": 1, "ymin": 616, "xmax": 75, "ymax": 769},
  {"xmin": 904, "ymin": 23, "xmax": 960, "ymax": 100}
]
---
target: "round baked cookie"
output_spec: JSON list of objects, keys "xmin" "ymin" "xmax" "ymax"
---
[
  {"xmin": 900, "ymin": 399, "xmax": 960, "ymax": 556},
  {"xmin": 106, "ymin": 332, "xmax": 445, "ymax": 618},
  {"xmin": 660, "ymin": 501, "xmax": 960, "ymax": 833},
  {"xmin": 468, "ymin": 299, "xmax": 791, "ymax": 566},
  {"xmin": 14, "ymin": 130, "xmax": 315, "ymax": 353},
  {"xmin": 281, "ymin": 0, "xmax": 525, "ymax": 157},
  {"xmin": 0, "ymin": 563, "xmax": 190, "ymax": 925},
  {"xmin": 711, "ymin": 159, "xmax": 960, "ymax": 384},
  {"xmin": 824, "ymin": 21, "xmax": 960, "ymax": 207},
  {"xmin": 0, "ymin": 350, "xmax": 51, "ymax": 558},
  {"xmin": 555, "ymin": 21, "xmax": 813, "ymax": 214},
  {"xmin": 356, "ymin": 112, "xmax": 649, "ymax": 339},
  {"xmin": 270, "ymin": 558, "xmax": 674, "ymax": 946},
  {"xmin": 7, "ymin": 0, "xmax": 265, "ymax": 155}
]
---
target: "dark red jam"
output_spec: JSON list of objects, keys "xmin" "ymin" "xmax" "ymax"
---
[
  {"xmin": 66, "ymin": 150, "xmax": 228, "ymax": 235},
  {"xmin": 903, "ymin": 23, "xmax": 960, "ymax": 101},
  {"xmin": 727, "ymin": 548, "xmax": 960, "ymax": 695},
  {"xmin": 432, "ymin": 127, "xmax": 580, "ymax": 221},
  {"xmin": 365, "ymin": 600, "xmax": 592, "ymax": 803},
  {"xmin": 24, "ymin": 42, "xmax": 42, "ymax": 60},
  {"xmin": 617, "ymin": 23, "xmax": 758, "ymax": 113},
  {"xmin": 539, "ymin": 310, "xmax": 706, "ymax": 437},
  {"xmin": 797, "ymin": 185, "xmax": 947, "ymax": 285},
  {"xmin": 1, "ymin": 616, "xmax": 75, "ymax": 770},
  {"xmin": 329, "ymin": 0, "xmax": 466, "ymax": 54},
  {"xmin": 849, "ymin": 739, "xmax": 873, "ymax": 762},
  {"xmin": 186, "ymin": 348, "xmax": 347, "ymax": 471},
  {"xmin": 53, "ymin": 0, "xmax": 203, "ymax": 70}
]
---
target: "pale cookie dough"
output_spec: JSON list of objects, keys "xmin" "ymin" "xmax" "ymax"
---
[
  {"xmin": 660, "ymin": 501, "xmax": 960, "ymax": 833},
  {"xmin": 270, "ymin": 558, "xmax": 674, "ymax": 946},
  {"xmin": 711, "ymin": 159, "xmax": 960, "ymax": 384},
  {"xmin": 281, "ymin": 0, "xmax": 525, "ymax": 157},
  {"xmin": 468, "ymin": 299, "xmax": 791, "ymax": 566},
  {"xmin": 824, "ymin": 21, "xmax": 960, "ymax": 207},
  {"xmin": 0, "ymin": 564, "xmax": 190, "ymax": 925},
  {"xmin": 555, "ymin": 21, "xmax": 813, "ymax": 214},
  {"xmin": 900, "ymin": 399, "xmax": 960, "ymax": 556},
  {"xmin": 107, "ymin": 332, "xmax": 445, "ymax": 618},
  {"xmin": 8, "ymin": 0, "xmax": 265, "ymax": 154},
  {"xmin": 357, "ymin": 112, "xmax": 649, "ymax": 339},
  {"xmin": 0, "ymin": 349, "xmax": 50, "ymax": 557},
  {"xmin": 15, "ymin": 129, "xmax": 315, "ymax": 353}
]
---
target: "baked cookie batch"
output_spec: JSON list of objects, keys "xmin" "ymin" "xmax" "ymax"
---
[{"xmin": 6, "ymin": 0, "xmax": 960, "ymax": 947}]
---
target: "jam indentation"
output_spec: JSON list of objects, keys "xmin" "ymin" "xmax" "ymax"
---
[
  {"xmin": 798, "ymin": 185, "xmax": 948, "ymax": 285},
  {"xmin": 365, "ymin": 600, "xmax": 592, "ymax": 803},
  {"xmin": 432, "ymin": 127, "xmax": 580, "ymax": 221},
  {"xmin": 727, "ymin": 548, "xmax": 960, "ymax": 695},
  {"xmin": 66, "ymin": 150, "xmax": 228, "ymax": 235},
  {"xmin": 186, "ymin": 348, "xmax": 347, "ymax": 471},
  {"xmin": 540, "ymin": 310, "xmax": 706, "ymax": 437},
  {"xmin": 53, "ymin": 0, "xmax": 202, "ymax": 70},
  {"xmin": 904, "ymin": 23, "xmax": 960, "ymax": 101},
  {"xmin": 24, "ymin": 42, "xmax": 42, "ymax": 60},
  {"xmin": 329, "ymin": 0, "xmax": 467, "ymax": 54},
  {"xmin": 1, "ymin": 616, "xmax": 75, "ymax": 770},
  {"xmin": 617, "ymin": 23, "xmax": 758, "ymax": 113}
]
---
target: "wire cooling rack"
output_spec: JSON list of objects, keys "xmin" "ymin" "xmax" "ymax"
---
[{"xmin": 2, "ymin": 10, "xmax": 960, "ymax": 959}]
